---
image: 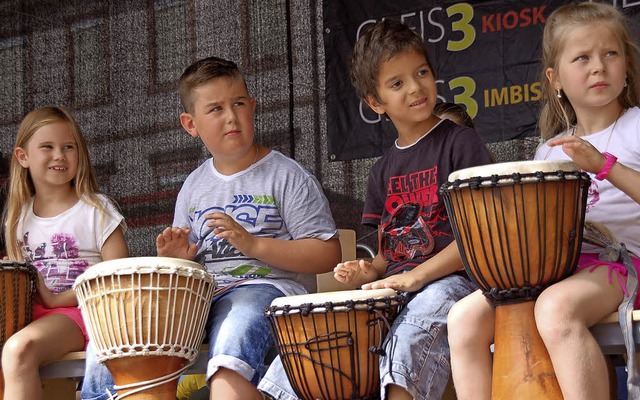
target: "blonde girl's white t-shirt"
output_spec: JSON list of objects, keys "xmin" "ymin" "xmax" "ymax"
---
[
  {"xmin": 17, "ymin": 194, "xmax": 124, "ymax": 293},
  {"xmin": 535, "ymin": 106, "xmax": 640, "ymax": 257}
]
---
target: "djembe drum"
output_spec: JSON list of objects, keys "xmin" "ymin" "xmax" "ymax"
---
[
  {"xmin": 73, "ymin": 257, "xmax": 215, "ymax": 400},
  {"xmin": 0, "ymin": 261, "xmax": 37, "ymax": 400},
  {"xmin": 265, "ymin": 288, "xmax": 405, "ymax": 400},
  {"xmin": 440, "ymin": 160, "xmax": 590, "ymax": 400}
]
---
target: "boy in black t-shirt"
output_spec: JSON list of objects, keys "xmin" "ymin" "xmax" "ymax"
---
[{"xmin": 260, "ymin": 19, "xmax": 492, "ymax": 400}]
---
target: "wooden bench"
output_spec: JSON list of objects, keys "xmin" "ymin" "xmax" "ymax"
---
[{"xmin": 39, "ymin": 346, "xmax": 211, "ymax": 381}]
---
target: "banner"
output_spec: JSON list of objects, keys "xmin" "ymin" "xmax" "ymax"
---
[{"xmin": 324, "ymin": 0, "xmax": 640, "ymax": 161}]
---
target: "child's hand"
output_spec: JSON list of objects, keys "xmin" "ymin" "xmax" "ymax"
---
[
  {"xmin": 334, "ymin": 259, "xmax": 377, "ymax": 285},
  {"xmin": 205, "ymin": 212, "xmax": 257, "ymax": 257},
  {"xmin": 35, "ymin": 272, "xmax": 57, "ymax": 308},
  {"xmin": 156, "ymin": 226, "xmax": 198, "ymax": 260},
  {"xmin": 362, "ymin": 268, "xmax": 424, "ymax": 293},
  {"xmin": 547, "ymin": 136, "xmax": 606, "ymax": 174}
]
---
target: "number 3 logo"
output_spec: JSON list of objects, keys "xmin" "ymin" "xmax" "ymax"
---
[
  {"xmin": 447, "ymin": 3, "xmax": 475, "ymax": 51},
  {"xmin": 449, "ymin": 76, "xmax": 477, "ymax": 119}
]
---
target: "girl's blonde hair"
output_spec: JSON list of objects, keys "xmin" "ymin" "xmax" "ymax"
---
[
  {"xmin": 539, "ymin": 2, "xmax": 640, "ymax": 140},
  {"xmin": 3, "ymin": 106, "xmax": 105, "ymax": 261}
]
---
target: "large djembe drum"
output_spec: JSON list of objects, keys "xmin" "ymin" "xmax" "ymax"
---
[
  {"xmin": 0, "ymin": 261, "xmax": 37, "ymax": 400},
  {"xmin": 440, "ymin": 160, "xmax": 590, "ymax": 399},
  {"xmin": 265, "ymin": 288, "xmax": 405, "ymax": 400},
  {"xmin": 74, "ymin": 257, "xmax": 215, "ymax": 400}
]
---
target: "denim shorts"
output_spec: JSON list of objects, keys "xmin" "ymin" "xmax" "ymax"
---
[
  {"xmin": 81, "ymin": 283, "xmax": 284, "ymax": 400},
  {"xmin": 258, "ymin": 273, "xmax": 476, "ymax": 400}
]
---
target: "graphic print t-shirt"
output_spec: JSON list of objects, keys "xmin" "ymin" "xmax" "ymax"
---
[
  {"xmin": 534, "ymin": 106, "xmax": 640, "ymax": 257},
  {"xmin": 18, "ymin": 195, "xmax": 124, "ymax": 293},
  {"xmin": 362, "ymin": 119, "xmax": 492, "ymax": 277},
  {"xmin": 173, "ymin": 150, "xmax": 337, "ymax": 289}
]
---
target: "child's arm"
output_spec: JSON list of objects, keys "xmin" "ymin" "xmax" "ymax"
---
[
  {"xmin": 35, "ymin": 273, "xmax": 78, "ymax": 308},
  {"xmin": 206, "ymin": 211, "xmax": 341, "ymax": 273},
  {"xmin": 548, "ymin": 136, "xmax": 640, "ymax": 203},
  {"xmin": 334, "ymin": 253, "xmax": 387, "ymax": 287},
  {"xmin": 100, "ymin": 226, "xmax": 129, "ymax": 261},
  {"xmin": 362, "ymin": 241, "xmax": 463, "ymax": 292},
  {"xmin": 156, "ymin": 226, "xmax": 198, "ymax": 260},
  {"xmin": 247, "ymin": 237, "xmax": 341, "ymax": 273},
  {"xmin": 604, "ymin": 162, "xmax": 640, "ymax": 204},
  {"xmin": 37, "ymin": 226, "xmax": 129, "ymax": 309}
]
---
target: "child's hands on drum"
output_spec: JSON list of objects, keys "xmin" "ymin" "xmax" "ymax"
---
[
  {"xmin": 334, "ymin": 259, "xmax": 377, "ymax": 286},
  {"xmin": 205, "ymin": 212, "xmax": 257, "ymax": 257},
  {"xmin": 362, "ymin": 269, "xmax": 424, "ymax": 292},
  {"xmin": 547, "ymin": 136, "xmax": 606, "ymax": 175},
  {"xmin": 156, "ymin": 226, "xmax": 198, "ymax": 260}
]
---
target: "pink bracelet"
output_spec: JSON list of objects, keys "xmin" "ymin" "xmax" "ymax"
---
[{"xmin": 595, "ymin": 152, "xmax": 617, "ymax": 180}]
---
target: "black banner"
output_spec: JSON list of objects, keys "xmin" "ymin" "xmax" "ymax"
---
[{"xmin": 324, "ymin": 0, "xmax": 640, "ymax": 161}]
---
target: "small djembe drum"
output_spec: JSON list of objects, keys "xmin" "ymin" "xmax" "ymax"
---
[
  {"xmin": 0, "ymin": 261, "xmax": 37, "ymax": 348},
  {"xmin": 440, "ymin": 160, "xmax": 590, "ymax": 400},
  {"xmin": 73, "ymin": 257, "xmax": 215, "ymax": 400},
  {"xmin": 0, "ymin": 261, "xmax": 37, "ymax": 400},
  {"xmin": 265, "ymin": 288, "xmax": 405, "ymax": 400}
]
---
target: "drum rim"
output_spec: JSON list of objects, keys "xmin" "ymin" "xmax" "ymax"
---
[
  {"xmin": 267, "ymin": 288, "xmax": 402, "ymax": 315},
  {"xmin": 72, "ymin": 257, "xmax": 214, "ymax": 287},
  {"xmin": 0, "ymin": 260, "xmax": 37, "ymax": 269},
  {"xmin": 269, "ymin": 288, "xmax": 398, "ymax": 307},
  {"xmin": 447, "ymin": 160, "xmax": 579, "ymax": 182},
  {"xmin": 443, "ymin": 167, "xmax": 589, "ymax": 190}
]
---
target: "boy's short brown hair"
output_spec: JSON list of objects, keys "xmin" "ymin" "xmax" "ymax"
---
[
  {"xmin": 349, "ymin": 19, "xmax": 433, "ymax": 103},
  {"xmin": 179, "ymin": 56, "xmax": 247, "ymax": 114}
]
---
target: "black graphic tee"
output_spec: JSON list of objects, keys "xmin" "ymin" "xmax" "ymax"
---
[{"xmin": 362, "ymin": 119, "xmax": 492, "ymax": 277}]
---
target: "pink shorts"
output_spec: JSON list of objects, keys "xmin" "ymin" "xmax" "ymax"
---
[
  {"xmin": 575, "ymin": 253, "xmax": 640, "ymax": 309},
  {"xmin": 32, "ymin": 303, "xmax": 89, "ymax": 349}
]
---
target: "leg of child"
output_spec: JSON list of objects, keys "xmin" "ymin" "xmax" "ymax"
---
[
  {"xmin": 209, "ymin": 368, "xmax": 261, "ymax": 400},
  {"xmin": 448, "ymin": 289, "xmax": 495, "ymax": 400},
  {"xmin": 205, "ymin": 284, "xmax": 284, "ymax": 400},
  {"xmin": 381, "ymin": 274, "xmax": 477, "ymax": 400},
  {"xmin": 80, "ymin": 342, "xmax": 114, "ymax": 400},
  {"xmin": 535, "ymin": 267, "xmax": 624, "ymax": 400},
  {"xmin": 2, "ymin": 314, "xmax": 84, "ymax": 399}
]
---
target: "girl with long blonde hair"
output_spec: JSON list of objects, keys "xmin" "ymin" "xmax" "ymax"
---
[{"xmin": 1, "ymin": 106, "xmax": 128, "ymax": 399}]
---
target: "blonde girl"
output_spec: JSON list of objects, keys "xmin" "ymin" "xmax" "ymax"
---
[
  {"xmin": 448, "ymin": 3, "xmax": 640, "ymax": 400},
  {"xmin": 1, "ymin": 106, "xmax": 128, "ymax": 399}
]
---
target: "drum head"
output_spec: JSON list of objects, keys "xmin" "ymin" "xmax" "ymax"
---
[
  {"xmin": 448, "ymin": 160, "xmax": 579, "ymax": 182},
  {"xmin": 73, "ymin": 257, "xmax": 211, "ymax": 288},
  {"xmin": 269, "ymin": 288, "xmax": 398, "ymax": 313}
]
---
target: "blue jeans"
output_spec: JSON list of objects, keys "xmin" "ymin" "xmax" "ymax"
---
[
  {"xmin": 81, "ymin": 284, "xmax": 284, "ymax": 400},
  {"xmin": 258, "ymin": 274, "xmax": 476, "ymax": 400}
]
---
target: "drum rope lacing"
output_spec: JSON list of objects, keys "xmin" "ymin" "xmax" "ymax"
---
[
  {"xmin": 74, "ymin": 262, "xmax": 216, "ymax": 399},
  {"xmin": 443, "ymin": 169, "xmax": 590, "ymax": 304},
  {"xmin": 265, "ymin": 293, "xmax": 407, "ymax": 399},
  {"xmin": 0, "ymin": 264, "xmax": 37, "ymax": 348},
  {"xmin": 105, "ymin": 362, "xmax": 193, "ymax": 399}
]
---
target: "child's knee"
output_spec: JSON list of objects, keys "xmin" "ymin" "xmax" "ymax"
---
[
  {"xmin": 534, "ymin": 295, "xmax": 573, "ymax": 344},
  {"xmin": 447, "ymin": 299, "xmax": 468, "ymax": 330},
  {"xmin": 448, "ymin": 299, "xmax": 480, "ymax": 345},
  {"xmin": 2, "ymin": 333, "xmax": 35, "ymax": 372},
  {"xmin": 448, "ymin": 292, "xmax": 495, "ymax": 347}
]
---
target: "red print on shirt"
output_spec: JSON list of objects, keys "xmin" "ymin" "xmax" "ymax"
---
[{"xmin": 380, "ymin": 166, "xmax": 446, "ymax": 262}]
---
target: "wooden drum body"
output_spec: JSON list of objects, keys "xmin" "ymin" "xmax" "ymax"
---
[
  {"xmin": 265, "ymin": 288, "xmax": 405, "ymax": 400},
  {"xmin": 73, "ymin": 257, "xmax": 215, "ymax": 400},
  {"xmin": 0, "ymin": 261, "xmax": 37, "ymax": 349},
  {"xmin": 440, "ymin": 160, "xmax": 590, "ymax": 400},
  {"xmin": 0, "ymin": 261, "xmax": 37, "ymax": 399}
]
